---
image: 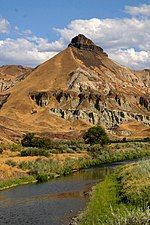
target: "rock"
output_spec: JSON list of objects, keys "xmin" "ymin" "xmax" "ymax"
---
[
  {"xmin": 68, "ymin": 34, "xmax": 108, "ymax": 55},
  {"xmin": 31, "ymin": 109, "xmax": 37, "ymax": 114},
  {"xmin": 69, "ymin": 216, "xmax": 79, "ymax": 225},
  {"xmin": 30, "ymin": 92, "xmax": 50, "ymax": 107},
  {"xmin": 0, "ymin": 94, "xmax": 10, "ymax": 109}
]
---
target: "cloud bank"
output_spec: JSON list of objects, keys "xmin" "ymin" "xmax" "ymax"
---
[
  {"xmin": 125, "ymin": 4, "xmax": 150, "ymax": 17},
  {"xmin": 0, "ymin": 4, "xmax": 149, "ymax": 69}
]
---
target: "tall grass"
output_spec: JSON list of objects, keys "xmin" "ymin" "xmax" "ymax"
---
[
  {"xmin": 19, "ymin": 156, "xmax": 93, "ymax": 182},
  {"xmin": 108, "ymin": 207, "xmax": 150, "ymax": 225},
  {"xmin": 87, "ymin": 142, "xmax": 150, "ymax": 164},
  {"xmin": 116, "ymin": 159, "xmax": 150, "ymax": 207},
  {"xmin": 79, "ymin": 159, "xmax": 150, "ymax": 225},
  {"xmin": 0, "ymin": 176, "xmax": 35, "ymax": 190}
]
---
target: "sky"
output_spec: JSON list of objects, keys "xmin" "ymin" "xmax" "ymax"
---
[{"xmin": 0, "ymin": 0, "xmax": 150, "ymax": 69}]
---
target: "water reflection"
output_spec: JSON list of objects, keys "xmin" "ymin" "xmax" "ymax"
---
[{"xmin": 0, "ymin": 166, "xmax": 114, "ymax": 225}]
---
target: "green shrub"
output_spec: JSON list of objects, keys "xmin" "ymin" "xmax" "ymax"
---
[
  {"xmin": 5, "ymin": 160, "xmax": 17, "ymax": 167},
  {"xmin": 87, "ymin": 144, "xmax": 110, "ymax": 161},
  {"xmin": 21, "ymin": 133, "xmax": 35, "ymax": 147},
  {"xmin": 36, "ymin": 174, "xmax": 48, "ymax": 183},
  {"xmin": 83, "ymin": 126, "xmax": 110, "ymax": 146},
  {"xmin": 21, "ymin": 147, "xmax": 50, "ymax": 157},
  {"xmin": 8, "ymin": 143, "xmax": 22, "ymax": 152},
  {"xmin": 21, "ymin": 133, "xmax": 52, "ymax": 148},
  {"xmin": 21, "ymin": 134, "xmax": 89, "ymax": 153},
  {"xmin": 19, "ymin": 158, "xmax": 60, "ymax": 176},
  {"xmin": 61, "ymin": 166, "xmax": 73, "ymax": 175}
]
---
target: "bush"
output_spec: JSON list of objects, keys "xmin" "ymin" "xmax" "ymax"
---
[
  {"xmin": 21, "ymin": 147, "xmax": 50, "ymax": 157},
  {"xmin": 19, "ymin": 158, "xmax": 60, "ymax": 176},
  {"xmin": 36, "ymin": 174, "xmax": 48, "ymax": 183},
  {"xmin": 5, "ymin": 160, "xmax": 17, "ymax": 167},
  {"xmin": 8, "ymin": 143, "xmax": 22, "ymax": 152},
  {"xmin": 21, "ymin": 133, "xmax": 52, "ymax": 148},
  {"xmin": 87, "ymin": 144, "xmax": 111, "ymax": 162},
  {"xmin": 83, "ymin": 126, "xmax": 110, "ymax": 146},
  {"xmin": 21, "ymin": 133, "xmax": 35, "ymax": 147},
  {"xmin": 21, "ymin": 134, "xmax": 89, "ymax": 153}
]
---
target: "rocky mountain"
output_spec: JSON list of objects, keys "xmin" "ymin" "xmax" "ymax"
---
[
  {"xmin": 0, "ymin": 34, "xmax": 149, "ymax": 141},
  {"xmin": 0, "ymin": 65, "xmax": 33, "ymax": 92}
]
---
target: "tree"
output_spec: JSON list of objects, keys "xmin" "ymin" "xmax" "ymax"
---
[
  {"xmin": 21, "ymin": 133, "xmax": 52, "ymax": 148},
  {"xmin": 83, "ymin": 126, "xmax": 109, "ymax": 146},
  {"xmin": 21, "ymin": 133, "xmax": 35, "ymax": 147}
]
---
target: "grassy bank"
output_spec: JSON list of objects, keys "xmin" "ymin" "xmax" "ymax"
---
[
  {"xmin": 0, "ymin": 176, "xmax": 35, "ymax": 191},
  {"xmin": 88, "ymin": 142, "xmax": 150, "ymax": 163},
  {"xmin": 15, "ymin": 142, "xmax": 150, "ymax": 183},
  {"xmin": 79, "ymin": 159, "xmax": 150, "ymax": 225},
  {"xmin": 0, "ymin": 141, "xmax": 149, "ymax": 190}
]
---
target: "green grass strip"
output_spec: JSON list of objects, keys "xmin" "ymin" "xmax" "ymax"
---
[
  {"xmin": 79, "ymin": 174, "xmax": 121, "ymax": 225},
  {"xmin": 0, "ymin": 176, "xmax": 35, "ymax": 190}
]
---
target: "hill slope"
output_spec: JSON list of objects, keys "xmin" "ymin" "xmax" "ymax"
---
[
  {"xmin": 0, "ymin": 65, "xmax": 33, "ymax": 92},
  {"xmin": 0, "ymin": 34, "xmax": 149, "ymax": 141}
]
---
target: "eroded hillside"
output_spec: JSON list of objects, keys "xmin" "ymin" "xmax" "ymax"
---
[{"xmin": 0, "ymin": 35, "xmax": 149, "ymax": 141}]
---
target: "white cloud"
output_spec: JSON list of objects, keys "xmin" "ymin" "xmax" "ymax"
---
[
  {"xmin": 0, "ymin": 18, "xmax": 9, "ymax": 33},
  {"xmin": 125, "ymin": 4, "xmax": 150, "ymax": 17},
  {"xmin": 55, "ymin": 17, "xmax": 150, "ymax": 51},
  {"xmin": 109, "ymin": 48, "xmax": 150, "ymax": 70},
  {"xmin": 0, "ymin": 4, "xmax": 149, "ymax": 69},
  {"xmin": 0, "ymin": 38, "xmax": 58, "ymax": 67},
  {"xmin": 53, "ymin": 15, "xmax": 150, "ymax": 69},
  {"xmin": 27, "ymin": 36, "xmax": 65, "ymax": 51}
]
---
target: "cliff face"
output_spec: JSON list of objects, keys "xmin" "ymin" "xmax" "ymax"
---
[{"xmin": 0, "ymin": 34, "xmax": 149, "ymax": 140}]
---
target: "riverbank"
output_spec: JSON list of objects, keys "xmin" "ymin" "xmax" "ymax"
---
[
  {"xmin": 0, "ymin": 141, "xmax": 150, "ymax": 191},
  {"xmin": 79, "ymin": 159, "xmax": 150, "ymax": 225},
  {"xmin": 0, "ymin": 164, "xmax": 112, "ymax": 225},
  {"xmin": 0, "ymin": 176, "xmax": 36, "ymax": 191}
]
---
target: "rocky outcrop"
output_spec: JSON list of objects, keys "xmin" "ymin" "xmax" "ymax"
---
[
  {"xmin": 68, "ymin": 34, "xmax": 108, "ymax": 56},
  {"xmin": 50, "ymin": 108, "xmax": 99, "ymax": 124},
  {"xmin": 30, "ymin": 92, "xmax": 50, "ymax": 107},
  {"xmin": 0, "ymin": 94, "xmax": 10, "ymax": 109},
  {"xmin": 139, "ymin": 96, "xmax": 150, "ymax": 111},
  {"xmin": 30, "ymin": 67, "xmax": 150, "ymax": 130},
  {"xmin": 50, "ymin": 107, "xmax": 150, "ymax": 128}
]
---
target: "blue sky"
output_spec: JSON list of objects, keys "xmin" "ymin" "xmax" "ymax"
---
[
  {"xmin": 0, "ymin": 1, "xmax": 149, "ymax": 69},
  {"xmin": 0, "ymin": 0, "xmax": 149, "ymax": 40}
]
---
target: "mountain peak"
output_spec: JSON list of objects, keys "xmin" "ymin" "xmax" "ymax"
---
[
  {"xmin": 68, "ymin": 34, "xmax": 107, "ymax": 56},
  {"xmin": 69, "ymin": 34, "xmax": 94, "ymax": 46}
]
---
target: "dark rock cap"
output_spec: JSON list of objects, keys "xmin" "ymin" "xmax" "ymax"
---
[{"xmin": 68, "ymin": 34, "xmax": 107, "ymax": 56}]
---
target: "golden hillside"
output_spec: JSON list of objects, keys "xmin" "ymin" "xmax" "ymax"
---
[{"xmin": 0, "ymin": 34, "xmax": 149, "ymax": 141}]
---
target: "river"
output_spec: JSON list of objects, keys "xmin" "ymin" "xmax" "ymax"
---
[{"xmin": 0, "ymin": 162, "xmax": 129, "ymax": 225}]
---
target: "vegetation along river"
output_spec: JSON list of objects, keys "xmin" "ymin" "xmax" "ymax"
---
[{"xmin": 0, "ymin": 161, "xmax": 133, "ymax": 225}]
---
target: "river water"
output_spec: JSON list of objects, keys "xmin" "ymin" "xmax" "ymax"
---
[{"xmin": 0, "ymin": 162, "xmax": 127, "ymax": 225}]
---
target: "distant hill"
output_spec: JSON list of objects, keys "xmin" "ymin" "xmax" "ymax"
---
[
  {"xmin": 0, "ymin": 65, "xmax": 33, "ymax": 92},
  {"xmin": 0, "ymin": 34, "xmax": 149, "ymax": 141}
]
